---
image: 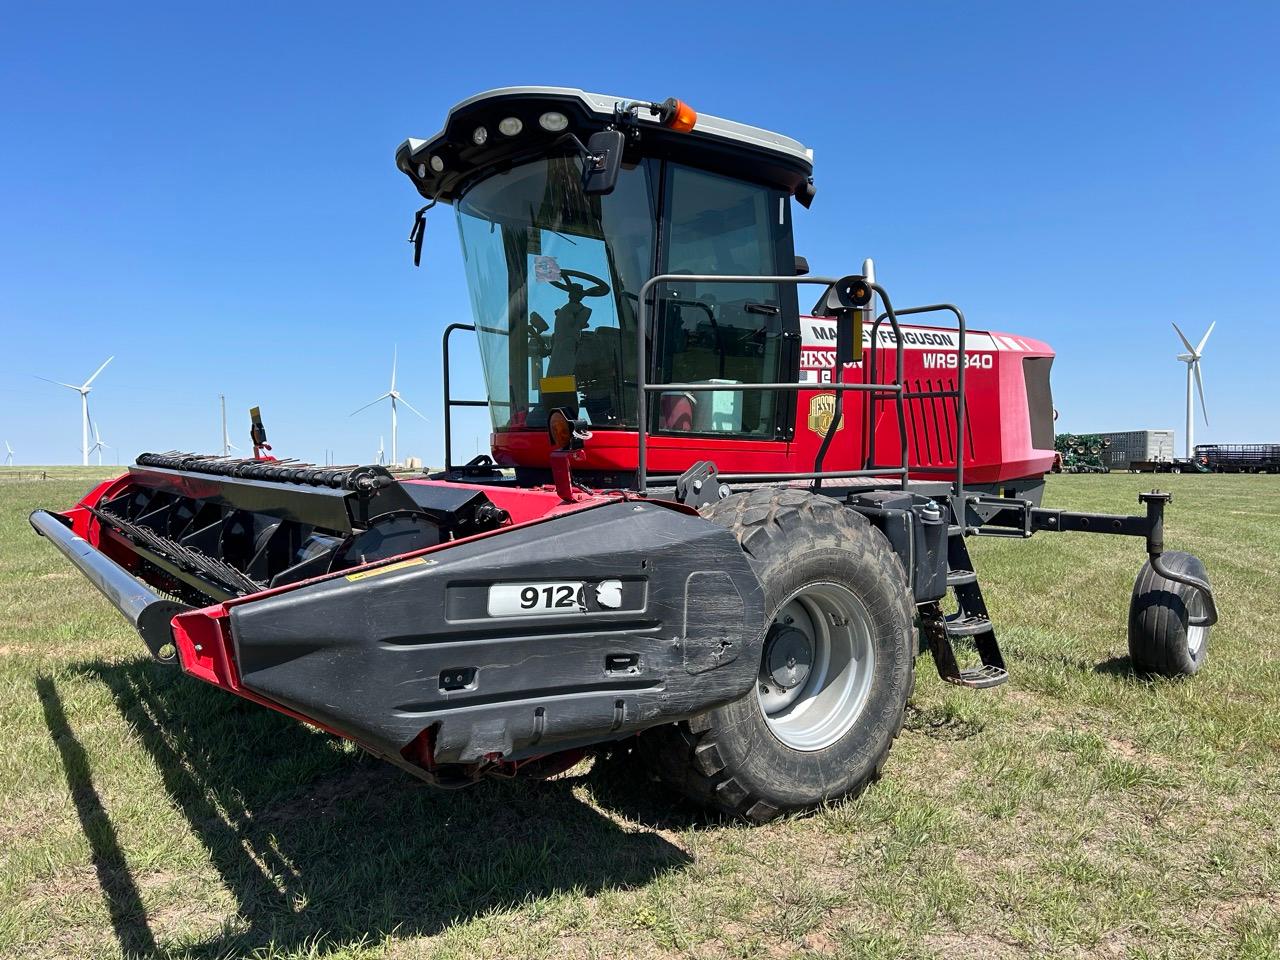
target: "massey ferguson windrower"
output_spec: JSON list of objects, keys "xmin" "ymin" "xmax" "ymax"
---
[{"xmin": 33, "ymin": 88, "xmax": 1219, "ymax": 822}]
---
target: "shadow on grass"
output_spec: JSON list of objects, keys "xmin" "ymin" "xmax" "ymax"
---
[
  {"xmin": 36, "ymin": 676, "xmax": 159, "ymax": 958},
  {"xmin": 581, "ymin": 745, "xmax": 724, "ymax": 832},
  {"xmin": 1093, "ymin": 654, "xmax": 1139, "ymax": 678},
  {"xmin": 46, "ymin": 659, "xmax": 692, "ymax": 959}
]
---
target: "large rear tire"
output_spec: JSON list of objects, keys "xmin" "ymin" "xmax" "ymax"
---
[
  {"xmin": 641, "ymin": 488, "xmax": 916, "ymax": 823},
  {"xmin": 1128, "ymin": 551, "xmax": 1211, "ymax": 677}
]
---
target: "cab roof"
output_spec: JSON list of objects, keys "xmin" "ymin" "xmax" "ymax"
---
[{"xmin": 396, "ymin": 86, "xmax": 815, "ymax": 204}]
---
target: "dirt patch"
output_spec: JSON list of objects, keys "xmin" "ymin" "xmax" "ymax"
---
[
  {"xmin": 1104, "ymin": 736, "xmax": 1141, "ymax": 760},
  {"xmin": 903, "ymin": 704, "xmax": 984, "ymax": 741},
  {"xmin": 922, "ymin": 930, "xmax": 1027, "ymax": 958},
  {"xmin": 23, "ymin": 863, "xmax": 101, "ymax": 902}
]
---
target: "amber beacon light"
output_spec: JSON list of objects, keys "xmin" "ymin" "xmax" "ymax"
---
[{"xmin": 656, "ymin": 97, "xmax": 697, "ymax": 133}]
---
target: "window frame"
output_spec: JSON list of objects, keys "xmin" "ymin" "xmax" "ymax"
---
[{"xmin": 650, "ymin": 161, "xmax": 799, "ymax": 442}]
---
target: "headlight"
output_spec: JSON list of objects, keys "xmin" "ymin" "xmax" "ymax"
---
[
  {"xmin": 472, "ymin": 126, "xmax": 488, "ymax": 146},
  {"xmin": 538, "ymin": 111, "xmax": 568, "ymax": 132},
  {"xmin": 498, "ymin": 116, "xmax": 523, "ymax": 137}
]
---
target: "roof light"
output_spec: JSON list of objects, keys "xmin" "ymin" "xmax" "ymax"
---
[
  {"xmin": 538, "ymin": 111, "xmax": 568, "ymax": 132},
  {"xmin": 657, "ymin": 98, "xmax": 697, "ymax": 133},
  {"xmin": 429, "ymin": 155, "xmax": 444, "ymax": 173},
  {"xmin": 471, "ymin": 126, "xmax": 488, "ymax": 146},
  {"xmin": 416, "ymin": 163, "xmax": 427, "ymax": 178},
  {"xmin": 498, "ymin": 116, "xmax": 523, "ymax": 137}
]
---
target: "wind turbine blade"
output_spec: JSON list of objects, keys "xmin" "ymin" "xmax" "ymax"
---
[
  {"xmin": 1171, "ymin": 322, "xmax": 1196, "ymax": 355},
  {"xmin": 1196, "ymin": 321, "xmax": 1216, "ymax": 355},
  {"xmin": 82, "ymin": 355, "xmax": 114, "ymax": 388},
  {"xmin": 397, "ymin": 395, "xmax": 430, "ymax": 422},
  {"xmin": 1194, "ymin": 362, "xmax": 1208, "ymax": 425},
  {"xmin": 34, "ymin": 375, "xmax": 81, "ymax": 390},
  {"xmin": 390, "ymin": 345, "xmax": 398, "ymax": 392},
  {"xmin": 349, "ymin": 392, "xmax": 392, "ymax": 417}
]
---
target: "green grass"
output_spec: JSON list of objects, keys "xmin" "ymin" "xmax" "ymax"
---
[{"xmin": 2, "ymin": 469, "xmax": 1278, "ymax": 959}]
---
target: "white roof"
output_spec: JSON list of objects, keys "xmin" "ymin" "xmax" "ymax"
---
[{"xmin": 398, "ymin": 86, "xmax": 813, "ymax": 170}]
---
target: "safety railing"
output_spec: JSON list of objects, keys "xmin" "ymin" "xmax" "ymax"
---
[
  {"xmin": 441, "ymin": 276, "xmax": 972, "ymax": 499},
  {"xmin": 865, "ymin": 304, "xmax": 968, "ymax": 506},
  {"xmin": 635, "ymin": 274, "xmax": 932, "ymax": 496},
  {"xmin": 440, "ymin": 323, "xmax": 489, "ymax": 472}
]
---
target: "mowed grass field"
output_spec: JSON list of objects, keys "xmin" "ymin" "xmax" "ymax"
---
[{"xmin": 1, "ymin": 468, "xmax": 1278, "ymax": 960}]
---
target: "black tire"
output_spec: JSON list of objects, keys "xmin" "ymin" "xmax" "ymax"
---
[
  {"xmin": 1128, "ymin": 551, "xmax": 1211, "ymax": 677},
  {"xmin": 640, "ymin": 487, "xmax": 916, "ymax": 823}
]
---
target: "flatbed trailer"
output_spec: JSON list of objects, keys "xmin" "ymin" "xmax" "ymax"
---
[{"xmin": 1195, "ymin": 444, "xmax": 1280, "ymax": 473}]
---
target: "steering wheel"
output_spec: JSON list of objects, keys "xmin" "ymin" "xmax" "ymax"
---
[{"xmin": 550, "ymin": 269, "xmax": 611, "ymax": 302}]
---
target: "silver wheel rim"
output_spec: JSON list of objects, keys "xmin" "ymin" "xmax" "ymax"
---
[
  {"xmin": 1187, "ymin": 591, "xmax": 1207, "ymax": 657},
  {"xmin": 757, "ymin": 582, "xmax": 875, "ymax": 751},
  {"xmin": 1187, "ymin": 625, "xmax": 1207, "ymax": 656}
]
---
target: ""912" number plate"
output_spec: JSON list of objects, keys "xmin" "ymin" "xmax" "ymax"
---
[{"xmin": 487, "ymin": 581, "xmax": 585, "ymax": 617}]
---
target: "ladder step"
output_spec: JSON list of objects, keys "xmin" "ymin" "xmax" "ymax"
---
[
  {"xmin": 952, "ymin": 664, "xmax": 1010, "ymax": 689},
  {"xmin": 946, "ymin": 568, "xmax": 977, "ymax": 587},
  {"xmin": 945, "ymin": 613, "xmax": 993, "ymax": 637}
]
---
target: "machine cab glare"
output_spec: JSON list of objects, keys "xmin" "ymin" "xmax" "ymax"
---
[{"xmin": 396, "ymin": 87, "xmax": 817, "ymax": 483}]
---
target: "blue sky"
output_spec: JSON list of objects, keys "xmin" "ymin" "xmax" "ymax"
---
[{"xmin": 2, "ymin": 2, "xmax": 1277, "ymax": 466}]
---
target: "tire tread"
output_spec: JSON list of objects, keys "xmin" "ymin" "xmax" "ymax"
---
[{"xmin": 641, "ymin": 488, "xmax": 916, "ymax": 823}]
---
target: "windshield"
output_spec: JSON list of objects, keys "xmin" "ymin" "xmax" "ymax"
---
[{"xmin": 456, "ymin": 157, "xmax": 655, "ymax": 431}]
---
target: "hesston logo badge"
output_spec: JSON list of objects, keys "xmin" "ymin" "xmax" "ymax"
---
[{"xmin": 807, "ymin": 393, "xmax": 844, "ymax": 436}]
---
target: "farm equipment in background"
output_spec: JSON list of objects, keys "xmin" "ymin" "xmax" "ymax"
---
[
  {"xmin": 1195, "ymin": 443, "xmax": 1280, "ymax": 474},
  {"xmin": 1053, "ymin": 433, "xmax": 1111, "ymax": 473},
  {"xmin": 31, "ymin": 87, "xmax": 1220, "ymax": 822}
]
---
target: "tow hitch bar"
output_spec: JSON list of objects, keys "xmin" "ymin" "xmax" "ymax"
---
[{"xmin": 1026, "ymin": 491, "xmax": 1218, "ymax": 628}]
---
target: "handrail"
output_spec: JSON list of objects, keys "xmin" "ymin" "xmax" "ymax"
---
[
  {"xmin": 634, "ymin": 274, "xmax": 914, "ymax": 495},
  {"xmin": 866, "ymin": 303, "xmax": 968, "ymax": 508},
  {"xmin": 441, "ymin": 323, "xmax": 489, "ymax": 471},
  {"xmin": 449, "ymin": 275, "xmax": 972, "ymax": 502}
]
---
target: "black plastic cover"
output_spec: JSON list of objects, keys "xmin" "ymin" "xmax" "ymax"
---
[
  {"xmin": 228, "ymin": 501, "xmax": 766, "ymax": 765},
  {"xmin": 847, "ymin": 492, "xmax": 948, "ymax": 603},
  {"xmin": 1022, "ymin": 356, "xmax": 1055, "ymax": 451}
]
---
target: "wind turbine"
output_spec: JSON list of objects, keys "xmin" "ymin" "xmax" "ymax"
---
[
  {"xmin": 1172, "ymin": 321, "xmax": 1213, "ymax": 459},
  {"xmin": 3, "ymin": 441, "xmax": 12, "ymax": 466},
  {"xmin": 89, "ymin": 419, "xmax": 109, "ymax": 466},
  {"xmin": 349, "ymin": 346, "xmax": 427, "ymax": 467},
  {"xmin": 219, "ymin": 394, "xmax": 239, "ymax": 455},
  {"xmin": 377, "ymin": 436, "xmax": 386, "ymax": 466},
  {"xmin": 36, "ymin": 356, "xmax": 114, "ymax": 466}
]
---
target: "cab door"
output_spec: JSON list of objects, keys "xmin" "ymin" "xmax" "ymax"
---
[{"xmin": 652, "ymin": 163, "xmax": 799, "ymax": 441}]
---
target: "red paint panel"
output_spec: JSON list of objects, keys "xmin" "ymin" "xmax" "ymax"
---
[{"xmin": 490, "ymin": 317, "xmax": 1055, "ymax": 484}]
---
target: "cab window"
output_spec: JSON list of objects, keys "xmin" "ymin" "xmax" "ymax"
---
[{"xmin": 654, "ymin": 164, "xmax": 792, "ymax": 437}]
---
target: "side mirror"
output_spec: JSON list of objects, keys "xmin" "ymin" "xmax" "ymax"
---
[
  {"xmin": 582, "ymin": 129, "xmax": 625, "ymax": 195},
  {"xmin": 822, "ymin": 276, "xmax": 873, "ymax": 365}
]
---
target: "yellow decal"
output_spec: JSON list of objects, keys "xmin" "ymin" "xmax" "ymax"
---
[
  {"xmin": 539, "ymin": 374, "xmax": 577, "ymax": 394},
  {"xmin": 807, "ymin": 393, "xmax": 844, "ymax": 436},
  {"xmin": 345, "ymin": 556, "xmax": 427, "ymax": 582}
]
